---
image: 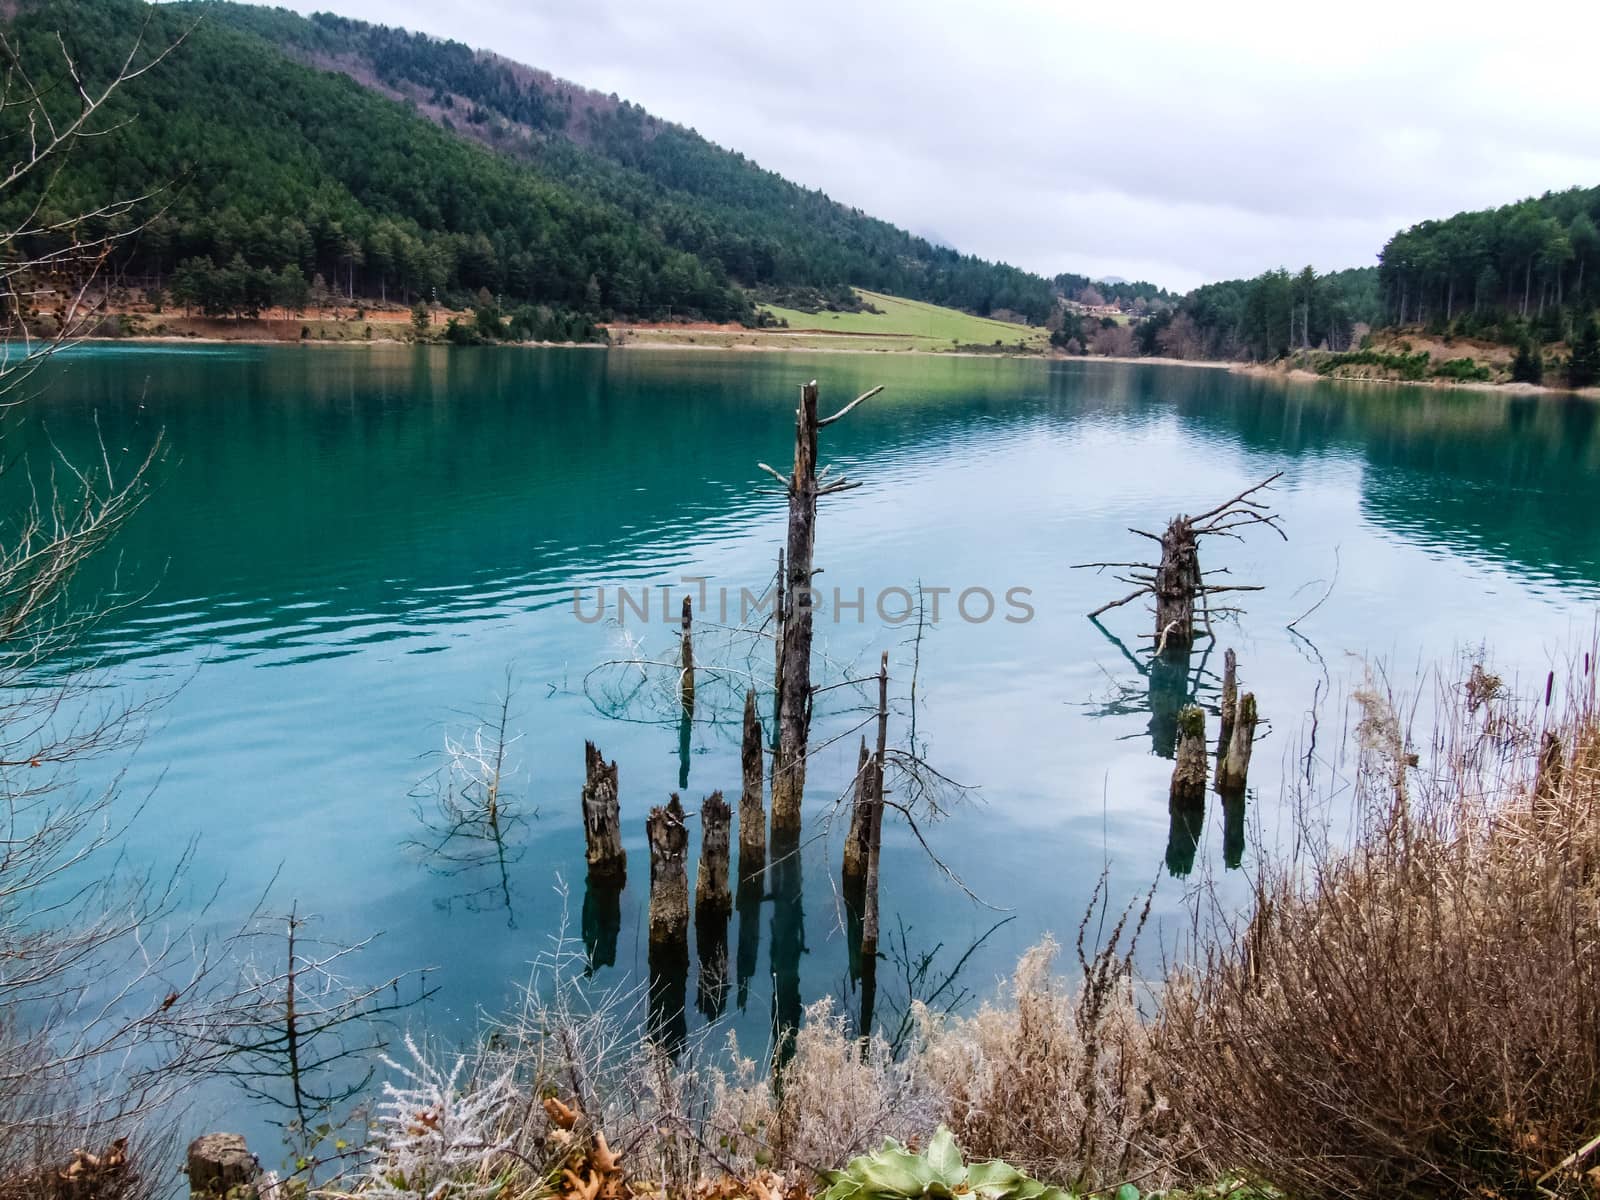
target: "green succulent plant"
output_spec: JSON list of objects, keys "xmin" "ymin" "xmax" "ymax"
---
[{"xmin": 819, "ymin": 1127, "xmax": 1110, "ymax": 1200}]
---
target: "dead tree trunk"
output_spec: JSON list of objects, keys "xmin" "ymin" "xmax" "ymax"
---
[
  {"xmin": 694, "ymin": 792, "xmax": 731, "ymax": 1023},
  {"xmin": 695, "ymin": 791, "xmax": 732, "ymax": 919},
  {"xmin": 1076, "ymin": 474, "xmax": 1283, "ymax": 638},
  {"xmin": 860, "ymin": 651, "xmax": 889, "ymax": 1036},
  {"xmin": 1170, "ymin": 704, "xmax": 1208, "ymax": 810},
  {"xmin": 581, "ymin": 741, "xmax": 625, "ymax": 884},
  {"xmin": 679, "ymin": 595, "xmax": 695, "ymax": 713},
  {"xmin": 1217, "ymin": 693, "xmax": 1258, "ymax": 793},
  {"xmin": 1154, "ymin": 515, "xmax": 1202, "ymax": 651},
  {"xmin": 738, "ymin": 687, "xmax": 766, "ymax": 878},
  {"xmin": 646, "ymin": 794, "xmax": 689, "ymax": 949},
  {"xmin": 762, "ymin": 380, "xmax": 883, "ymax": 839},
  {"xmin": 770, "ymin": 382, "xmax": 821, "ymax": 837},
  {"xmin": 1217, "ymin": 647, "xmax": 1238, "ymax": 774},
  {"xmin": 842, "ymin": 736, "xmax": 873, "ymax": 901}
]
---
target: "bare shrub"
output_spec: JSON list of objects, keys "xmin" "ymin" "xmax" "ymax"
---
[
  {"xmin": 916, "ymin": 894, "xmax": 1167, "ymax": 1193},
  {"xmin": 711, "ymin": 998, "xmax": 935, "ymax": 1177}
]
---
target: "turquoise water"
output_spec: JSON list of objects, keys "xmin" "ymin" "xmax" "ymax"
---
[{"xmin": 22, "ymin": 343, "xmax": 1600, "ymax": 1150}]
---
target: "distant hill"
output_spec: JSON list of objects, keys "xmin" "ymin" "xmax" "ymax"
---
[{"xmin": 0, "ymin": 0, "xmax": 1057, "ymax": 325}]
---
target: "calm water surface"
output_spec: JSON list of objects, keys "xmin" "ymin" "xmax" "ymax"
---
[{"xmin": 24, "ymin": 343, "xmax": 1600, "ymax": 1147}]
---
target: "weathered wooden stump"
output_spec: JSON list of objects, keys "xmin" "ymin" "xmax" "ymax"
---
[
  {"xmin": 581, "ymin": 741, "xmax": 625, "ymax": 884},
  {"xmin": 738, "ymin": 688, "xmax": 766, "ymax": 877},
  {"xmin": 187, "ymin": 1134, "xmax": 259, "ymax": 1199},
  {"xmin": 695, "ymin": 790, "xmax": 732, "ymax": 1023},
  {"xmin": 1217, "ymin": 648, "xmax": 1238, "ymax": 772},
  {"xmin": 679, "ymin": 595, "xmax": 695, "ymax": 713},
  {"xmin": 646, "ymin": 794, "xmax": 689, "ymax": 948},
  {"xmin": 696, "ymin": 791, "xmax": 732, "ymax": 918},
  {"xmin": 1154, "ymin": 515, "xmax": 1202, "ymax": 650},
  {"xmin": 1170, "ymin": 704, "xmax": 1208, "ymax": 809},
  {"xmin": 841, "ymin": 737, "xmax": 873, "ymax": 898},
  {"xmin": 1217, "ymin": 693, "xmax": 1258, "ymax": 794}
]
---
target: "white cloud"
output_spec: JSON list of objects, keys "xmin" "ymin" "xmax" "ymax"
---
[{"xmin": 269, "ymin": 0, "xmax": 1600, "ymax": 291}]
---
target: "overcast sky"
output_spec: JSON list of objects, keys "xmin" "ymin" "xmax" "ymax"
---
[{"xmin": 273, "ymin": 0, "xmax": 1600, "ymax": 292}]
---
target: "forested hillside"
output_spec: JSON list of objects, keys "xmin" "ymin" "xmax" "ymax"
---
[
  {"xmin": 200, "ymin": 3, "xmax": 1056, "ymax": 322},
  {"xmin": 0, "ymin": 0, "xmax": 1056, "ymax": 325},
  {"xmin": 1377, "ymin": 187, "xmax": 1600, "ymax": 343}
]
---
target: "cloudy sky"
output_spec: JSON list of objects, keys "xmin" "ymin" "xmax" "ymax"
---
[{"xmin": 277, "ymin": 0, "xmax": 1600, "ymax": 292}]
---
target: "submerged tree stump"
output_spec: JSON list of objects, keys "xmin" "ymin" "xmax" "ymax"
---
[
  {"xmin": 763, "ymin": 380, "xmax": 882, "ymax": 840},
  {"xmin": 187, "ymin": 1134, "xmax": 259, "ymax": 1199},
  {"xmin": 1154, "ymin": 515, "xmax": 1202, "ymax": 651},
  {"xmin": 841, "ymin": 736, "xmax": 873, "ymax": 897},
  {"xmin": 679, "ymin": 595, "xmax": 695, "ymax": 713},
  {"xmin": 581, "ymin": 741, "xmax": 625, "ymax": 884},
  {"xmin": 696, "ymin": 791, "xmax": 732, "ymax": 918},
  {"xmin": 1218, "ymin": 648, "xmax": 1238, "ymax": 772},
  {"xmin": 738, "ymin": 688, "xmax": 766, "ymax": 876},
  {"xmin": 646, "ymin": 794, "xmax": 689, "ymax": 948},
  {"xmin": 771, "ymin": 383, "xmax": 822, "ymax": 837},
  {"xmin": 1170, "ymin": 704, "xmax": 1208, "ymax": 809},
  {"xmin": 1217, "ymin": 693, "xmax": 1259, "ymax": 794}
]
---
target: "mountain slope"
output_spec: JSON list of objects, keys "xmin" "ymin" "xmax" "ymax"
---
[
  {"xmin": 0, "ymin": 0, "xmax": 1054, "ymax": 325},
  {"xmin": 197, "ymin": 4, "xmax": 1057, "ymax": 323}
]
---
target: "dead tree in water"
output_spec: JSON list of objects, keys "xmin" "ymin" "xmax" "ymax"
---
[
  {"xmin": 581, "ymin": 742, "xmax": 625, "ymax": 884},
  {"xmin": 694, "ymin": 792, "xmax": 732, "ymax": 1021},
  {"xmin": 1218, "ymin": 648, "xmax": 1238, "ymax": 770},
  {"xmin": 1170, "ymin": 705, "xmax": 1208, "ymax": 810},
  {"xmin": 1217, "ymin": 693, "xmax": 1259, "ymax": 794},
  {"xmin": 738, "ymin": 689, "xmax": 766, "ymax": 877},
  {"xmin": 678, "ymin": 596, "xmax": 695, "ymax": 712},
  {"xmin": 647, "ymin": 795, "xmax": 690, "ymax": 949},
  {"xmin": 1077, "ymin": 473, "xmax": 1285, "ymax": 650},
  {"xmin": 859, "ymin": 652, "xmax": 891, "ymax": 1035},
  {"xmin": 759, "ymin": 380, "xmax": 884, "ymax": 838},
  {"xmin": 842, "ymin": 737, "xmax": 874, "ymax": 901},
  {"xmin": 695, "ymin": 792, "xmax": 732, "ymax": 918}
]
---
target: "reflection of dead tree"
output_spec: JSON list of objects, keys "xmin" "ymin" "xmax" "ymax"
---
[
  {"xmin": 1084, "ymin": 618, "xmax": 1219, "ymax": 759},
  {"xmin": 406, "ymin": 672, "xmax": 530, "ymax": 926},
  {"xmin": 878, "ymin": 913, "xmax": 1015, "ymax": 1057},
  {"xmin": 1075, "ymin": 472, "xmax": 1285, "ymax": 650},
  {"xmin": 192, "ymin": 907, "xmax": 434, "ymax": 1137},
  {"xmin": 760, "ymin": 380, "xmax": 883, "ymax": 838},
  {"xmin": 831, "ymin": 650, "xmax": 988, "ymax": 1038}
]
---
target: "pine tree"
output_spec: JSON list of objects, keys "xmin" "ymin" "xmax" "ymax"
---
[
  {"xmin": 1512, "ymin": 337, "xmax": 1544, "ymax": 385},
  {"xmin": 1568, "ymin": 318, "xmax": 1600, "ymax": 388}
]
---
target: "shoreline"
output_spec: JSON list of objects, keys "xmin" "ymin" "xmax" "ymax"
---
[{"xmin": 76, "ymin": 333, "xmax": 1595, "ymax": 397}]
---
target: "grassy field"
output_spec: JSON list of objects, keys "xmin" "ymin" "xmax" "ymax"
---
[
  {"xmin": 609, "ymin": 289, "xmax": 1049, "ymax": 354},
  {"xmin": 762, "ymin": 289, "xmax": 1048, "ymax": 349}
]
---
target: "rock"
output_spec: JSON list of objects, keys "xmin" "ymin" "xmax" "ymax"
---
[{"xmin": 186, "ymin": 1134, "xmax": 259, "ymax": 1198}]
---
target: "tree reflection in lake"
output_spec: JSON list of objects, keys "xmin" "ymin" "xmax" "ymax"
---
[{"xmin": 405, "ymin": 676, "xmax": 530, "ymax": 927}]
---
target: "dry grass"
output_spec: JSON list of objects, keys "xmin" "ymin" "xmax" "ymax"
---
[{"xmin": 1158, "ymin": 655, "xmax": 1600, "ymax": 1198}]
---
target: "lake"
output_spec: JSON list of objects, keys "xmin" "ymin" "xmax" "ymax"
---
[{"xmin": 22, "ymin": 343, "xmax": 1600, "ymax": 1150}]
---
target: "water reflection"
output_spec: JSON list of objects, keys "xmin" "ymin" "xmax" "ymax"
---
[
  {"xmin": 581, "ymin": 881, "xmax": 622, "ymax": 973},
  {"xmin": 769, "ymin": 830, "xmax": 805, "ymax": 1070}
]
